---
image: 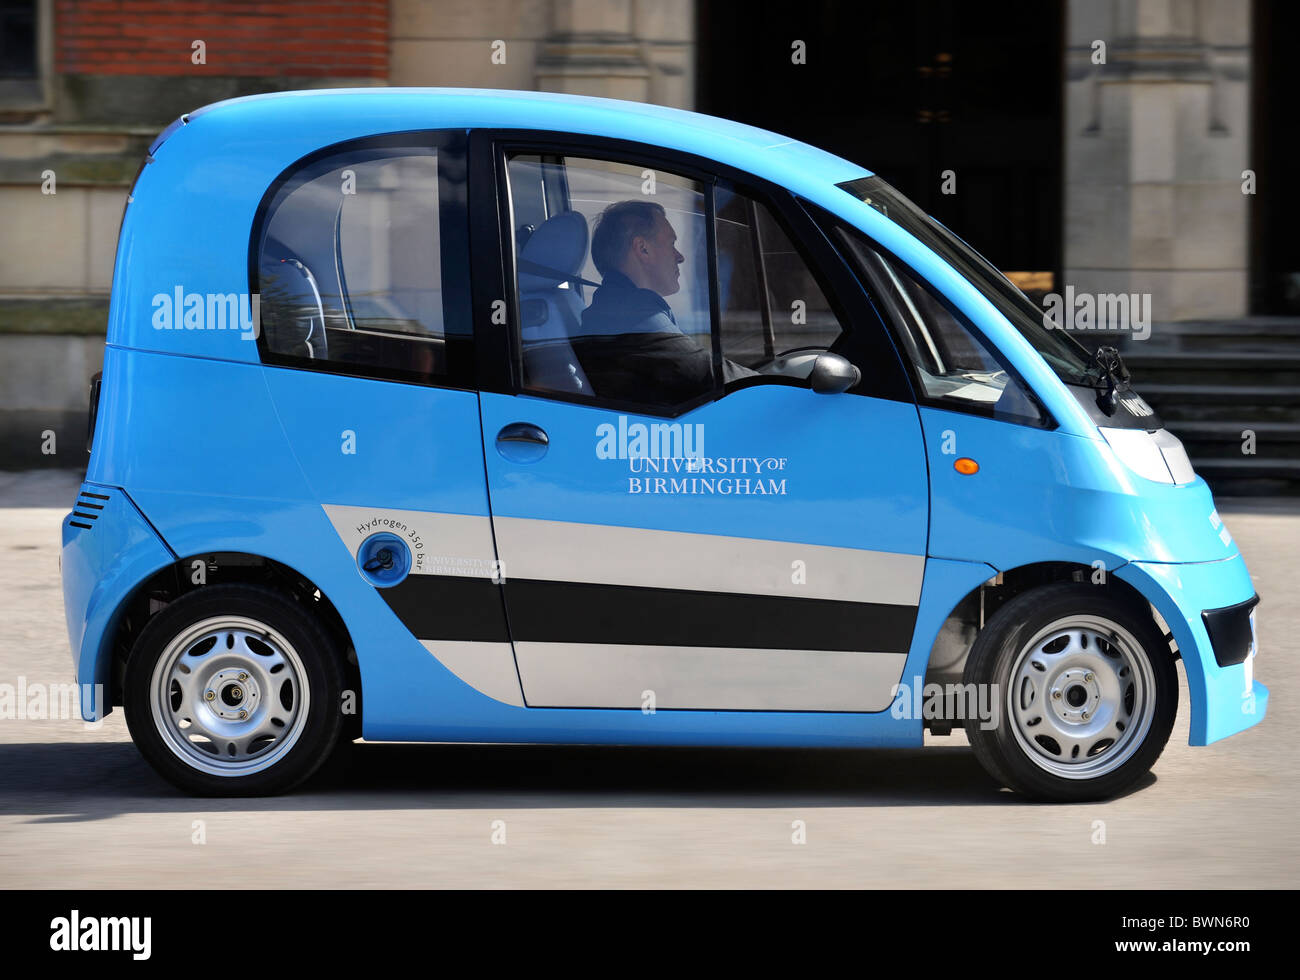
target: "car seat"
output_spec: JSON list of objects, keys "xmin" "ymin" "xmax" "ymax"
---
[
  {"xmin": 260, "ymin": 235, "xmax": 329, "ymax": 359},
  {"xmin": 517, "ymin": 211, "xmax": 594, "ymax": 395}
]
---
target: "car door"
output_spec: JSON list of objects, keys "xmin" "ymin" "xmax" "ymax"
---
[
  {"xmin": 476, "ymin": 138, "xmax": 929, "ymax": 712},
  {"xmin": 252, "ymin": 131, "xmax": 521, "ymax": 706}
]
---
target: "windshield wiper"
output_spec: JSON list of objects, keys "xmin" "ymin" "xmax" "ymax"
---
[{"xmin": 1089, "ymin": 345, "xmax": 1131, "ymax": 415}]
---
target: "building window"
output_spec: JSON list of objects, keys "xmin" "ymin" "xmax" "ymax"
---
[
  {"xmin": 0, "ymin": 0, "xmax": 49, "ymax": 108},
  {"xmin": 0, "ymin": 1, "xmax": 36, "ymax": 78}
]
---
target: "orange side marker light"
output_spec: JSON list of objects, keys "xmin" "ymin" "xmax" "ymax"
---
[{"xmin": 954, "ymin": 457, "xmax": 979, "ymax": 475}]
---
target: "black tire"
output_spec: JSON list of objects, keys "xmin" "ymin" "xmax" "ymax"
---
[
  {"xmin": 124, "ymin": 584, "xmax": 345, "ymax": 796},
  {"xmin": 963, "ymin": 582, "xmax": 1178, "ymax": 802}
]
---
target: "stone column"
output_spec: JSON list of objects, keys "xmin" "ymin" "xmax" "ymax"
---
[
  {"xmin": 1064, "ymin": 0, "xmax": 1251, "ymax": 321},
  {"xmin": 535, "ymin": 0, "xmax": 695, "ymax": 109}
]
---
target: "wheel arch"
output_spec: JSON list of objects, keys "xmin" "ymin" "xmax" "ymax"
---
[
  {"xmin": 105, "ymin": 552, "xmax": 361, "ymax": 731},
  {"xmin": 921, "ymin": 560, "xmax": 1172, "ymax": 731}
]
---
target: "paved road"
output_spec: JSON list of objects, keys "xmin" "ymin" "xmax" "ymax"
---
[{"xmin": 1, "ymin": 470, "xmax": 1295, "ymax": 888}]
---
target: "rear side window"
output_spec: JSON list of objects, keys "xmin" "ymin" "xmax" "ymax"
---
[{"xmin": 253, "ymin": 134, "xmax": 472, "ymax": 386}]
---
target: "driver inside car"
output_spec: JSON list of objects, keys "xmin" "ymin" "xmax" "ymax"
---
[{"xmin": 574, "ymin": 200, "xmax": 757, "ymax": 403}]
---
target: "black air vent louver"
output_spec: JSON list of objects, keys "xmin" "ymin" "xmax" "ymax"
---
[{"xmin": 69, "ymin": 489, "xmax": 111, "ymax": 530}]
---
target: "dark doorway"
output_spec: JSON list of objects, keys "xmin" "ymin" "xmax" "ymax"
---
[
  {"xmin": 696, "ymin": 0, "xmax": 1063, "ymax": 290},
  {"xmin": 1249, "ymin": 0, "xmax": 1300, "ymax": 314}
]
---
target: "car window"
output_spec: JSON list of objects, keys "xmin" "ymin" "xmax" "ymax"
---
[
  {"xmin": 255, "ymin": 137, "xmax": 471, "ymax": 385},
  {"xmin": 504, "ymin": 152, "xmax": 873, "ymax": 415},
  {"xmin": 840, "ymin": 229, "xmax": 1048, "ymax": 427},
  {"xmin": 839, "ymin": 175, "xmax": 1096, "ymax": 387},
  {"xmin": 714, "ymin": 186, "xmax": 844, "ymax": 377},
  {"xmin": 505, "ymin": 153, "xmax": 715, "ymax": 412}
]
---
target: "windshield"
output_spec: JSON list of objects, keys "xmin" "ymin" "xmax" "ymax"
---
[{"xmin": 837, "ymin": 175, "xmax": 1097, "ymax": 386}]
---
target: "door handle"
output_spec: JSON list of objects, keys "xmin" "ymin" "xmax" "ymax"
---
[{"xmin": 495, "ymin": 422, "xmax": 549, "ymax": 463}]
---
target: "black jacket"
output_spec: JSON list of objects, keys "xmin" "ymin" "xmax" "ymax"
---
[{"xmin": 575, "ymin": 270, "xmax": 754, "ymax": 403}]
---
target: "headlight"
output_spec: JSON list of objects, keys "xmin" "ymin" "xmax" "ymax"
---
[
  {"xmin": 1100, "ymin": 427, "xmax": 1196, "ymax": 485},
  {"xmin": 1152, "ymin": 429, "xmax": 1196, "ymax": 483}
]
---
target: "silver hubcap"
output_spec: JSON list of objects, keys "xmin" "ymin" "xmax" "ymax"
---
[
  {"xmin": 149, "ymin": 615, "xmax": 310, "ymax": 776},
  {"xmin": 1008, "ymin": 615, "xmax": 1156, "ymax": 780}
]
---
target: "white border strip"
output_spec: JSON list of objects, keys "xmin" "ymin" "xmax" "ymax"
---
[
  {"xmin": 514, "ymin": 642, "xmax": 908, "ymax": 712},
  {"xmin": 324, "ymin": 504, "xmax": 499, "ymax": 578},
  {"xmin": 420, "ymin": 640, "xmax": 524, "ymax": 706},
  {"xmin": 493, "ymin": 516, "xmax": 923, "ymax": 604}
]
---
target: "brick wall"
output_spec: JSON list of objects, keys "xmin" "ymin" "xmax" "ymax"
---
[{"xmin": 55, "ymin": 0, "xmax": 389, "ymax": 77}]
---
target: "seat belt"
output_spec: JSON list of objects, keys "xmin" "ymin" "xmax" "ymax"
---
[{"xmin": 517, "ymin": 258, "xmax": 600, "ymax": 290}]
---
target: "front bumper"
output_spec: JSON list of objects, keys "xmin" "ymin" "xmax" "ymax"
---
[{"xmin": 1118, "ymin": 554, "xmax": 1267, "ymax": 746}]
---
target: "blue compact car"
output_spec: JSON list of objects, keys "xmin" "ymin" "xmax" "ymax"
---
[{"xmin": 61, "ymin": 88, "xmax": 1266, "ymax": 799}]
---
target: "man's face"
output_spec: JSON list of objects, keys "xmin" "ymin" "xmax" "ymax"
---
[{"xmin": 627, "ymin": 212, "xmax": 684, "ymax": 297}]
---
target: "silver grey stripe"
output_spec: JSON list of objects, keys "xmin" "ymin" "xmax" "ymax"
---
[
  {"xmin": 493, "ymin": 516, "xmax": 923, "ymax": 605},
  {"xmin": 419, "ymin": 640, "xmax": 524, "ymax": 707},
  {"xmin": 514, "ymin": 642, "xmax": 908, "ymax": 712},
  {"xmin": 323, "ymin": 505, "xmax": 923, "ymax": 604},
  {"xmin": 323, "ymin": 504, "xmax": 499, "ymax": 578}
]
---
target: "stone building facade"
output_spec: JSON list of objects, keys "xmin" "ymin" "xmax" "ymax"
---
[
  {"xmin": 1064, "ymin": 0, "xmax": 1253, "ymax": 321},
  {"xmin": 0, "ymin": 0, "xmax": 1285, "ymax": 468}
]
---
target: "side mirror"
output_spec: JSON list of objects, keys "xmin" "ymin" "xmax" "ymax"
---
[{"xmin": 808, "ymin": 352, "xmax": 861, "ymax": 395}]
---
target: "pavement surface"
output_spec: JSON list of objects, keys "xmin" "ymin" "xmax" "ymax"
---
[{"xmin": 0, "ymin": 469, "xmax": 1295, "ymax": 888}]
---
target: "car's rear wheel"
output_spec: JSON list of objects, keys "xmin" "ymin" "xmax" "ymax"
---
[
  {"xmin": 963, "ymin": 583, "xmax": 1177, "ymax": 802},
  {"xmin": 124, "ymin": 584, "xmax": 344, "ymax": 796}
]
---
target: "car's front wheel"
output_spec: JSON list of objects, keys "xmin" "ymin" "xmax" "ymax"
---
[
  {"xmin": 963, "ymin": 583, "xmax": 1177, "ymax": 802},
  {"xmin": 124, "ymin": 584, "xmax": 345, "ymax": 796}
]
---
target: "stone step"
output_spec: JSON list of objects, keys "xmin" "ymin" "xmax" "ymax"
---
[
  {"xmin": 1151, "ymin": 318, "xmax": 1300, "ymax": 336},
  {"xmin": 1086, "ymin": 320, "xmax": 1300, "ymax": 492},
  {"xmin": 1169, "ymin": 421, "xmax": 1300, "ymax": 460},
  {"xmin": 1190, "ymin": 457, "xmax": 1300, "ymax": 482},
  {"xmin": 1137, "ymin": 384, "xmax": 1300, "ymax": 424},
  {"xmin": 1125, "ymin": 350, "xmax": 1300, "ymax": 369},
  {"xmin": 1125, "ymin": 351, "xmax": 1300, "ymax": 387},
  {"xmin": 1169, "ymin": 420, "xmax": 1300, "ymax": 440},
  {"xmin": 1115, "ymin": 319, "xmax": 1300, "ymax": 354},
  {"xmin": 1138, "ymin": 379, "xmax": 1300, "ymax": 397}
]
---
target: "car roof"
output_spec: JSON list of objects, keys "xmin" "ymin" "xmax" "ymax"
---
[{"xmin": 179, "ymin": 87, "xmax": 874, "ymax": 187}]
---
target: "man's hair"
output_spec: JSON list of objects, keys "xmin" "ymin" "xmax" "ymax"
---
[{"xmin": 590, "ymin": 200, "xmax": 666, "ymax": 279}]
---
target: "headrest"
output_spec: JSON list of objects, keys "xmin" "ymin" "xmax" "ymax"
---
[{"xmin": 519, "ymin": 211, "xmax": 589, "ymax": 292}]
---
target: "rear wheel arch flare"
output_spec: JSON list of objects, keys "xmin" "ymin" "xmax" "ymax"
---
[{"xmin": 107, "ymin": 552, "xmax": 359, "ymax": 715}]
